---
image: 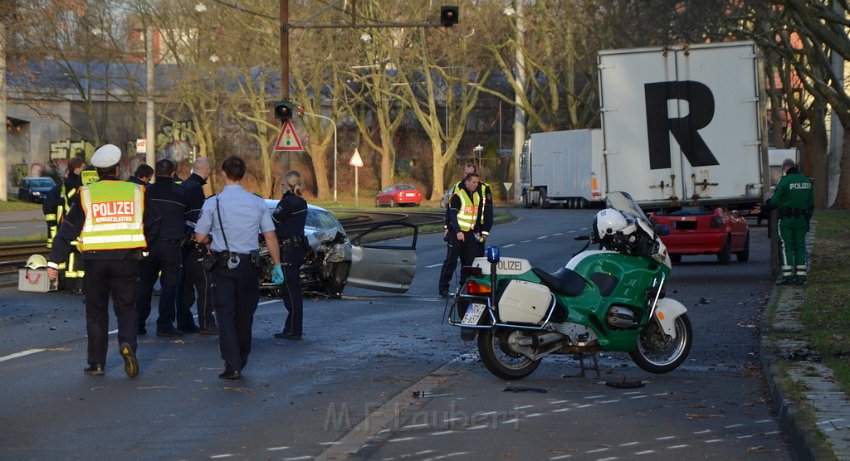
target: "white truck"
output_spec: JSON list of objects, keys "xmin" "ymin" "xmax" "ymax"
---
[
  {"xmin": 597, "ymin": 41, "xmax": 767, "ymax": 209},
  {"xmin": 521, "ymin": 129, "xmax": 605, "ymax": 209}
]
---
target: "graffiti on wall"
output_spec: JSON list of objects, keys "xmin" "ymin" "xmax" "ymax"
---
[
  {"xmin": 156, "ymin": 120, "xmax": 197, "ymax": 163},
  {"xmin": 49, "ymin": 140, "xmax": 95, "ymax": 162}
]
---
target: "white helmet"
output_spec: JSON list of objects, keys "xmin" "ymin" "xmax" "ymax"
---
[{"xmin": 594, "ymin": 209, "xmax": 636, "ymax": 238}]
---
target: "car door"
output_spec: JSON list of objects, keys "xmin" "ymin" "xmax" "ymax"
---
[{"xmin": 346, "ymin": 222, "xmax": 417, "ymax": 293}]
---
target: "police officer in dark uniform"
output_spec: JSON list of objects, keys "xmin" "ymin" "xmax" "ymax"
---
[
  {"xmin": 137, "ymin": 159, "xmax": 190, "ymax": 337},
  {"xmin": 176, "ymin": 157, "xmax": 217, "ymax": 334},
  {"xmin": 272, "ymin": 170, "xmax": 308, "ymax": 340},
  {"xmin": 438, "ymin": 166, "xmax": 492, "ymax": 296},
  {"xmin": 46, "ymin": 144, "xmax": 159, "ymax": 378},
  {"xmin": 129, "ymin": 163, "xmax": 153, "ymax": 186},
  {"xmin": 194, "ymin": 156, "xmax": 283, "ymax": 380}
]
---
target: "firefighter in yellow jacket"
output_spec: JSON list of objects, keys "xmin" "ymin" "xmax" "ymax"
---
[{"xmin": 47, "ymin": 144, "xmax": 160, "ymax": 378}]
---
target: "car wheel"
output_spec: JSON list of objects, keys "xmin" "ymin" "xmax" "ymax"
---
[
  {"xmin": 736, "ymin": 232, "xmax": 750, "ymax": 262},
  {"xmin": 375, "ymin": 198, "xmax": 381, "ymax": 208},
  {"xmin": 325, "ymin": 261, "xmax": 351, "ymax": 299},
  {"xmin": 538, "ymin": 190, "xmax": 548, "ymax": 209},
  {"xmin": 717, "ymin": 237, "xmax": 731, "ymax": 265},
  {"xmin": 388, "ymin": 199, "xmax": 395, "ymax": 208},
  {"xmin": 522, "ymin": 189, "xmax": 532, "ymax": 209}
]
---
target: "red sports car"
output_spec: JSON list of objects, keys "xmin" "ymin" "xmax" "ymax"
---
[
  {"xmin": 650, "ymin": 206, "xmax": 750, "ymax": 264},
  {"xmin": 375, "ymin": 184, "xmax": 423, "ymax": 207}
]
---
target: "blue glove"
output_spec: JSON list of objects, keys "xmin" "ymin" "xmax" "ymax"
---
[{"xmin": 272, "ymin": 264, "xmax": 285, "ymax": 284}]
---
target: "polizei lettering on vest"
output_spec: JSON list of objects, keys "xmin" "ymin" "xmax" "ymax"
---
[{"xmin": 91, "ymin": 201, "xmax": 135, "ymax": 223}]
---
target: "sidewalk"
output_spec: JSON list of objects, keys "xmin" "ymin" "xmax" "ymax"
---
[
  {"xmin": 0, "ymin": 209, "xmax": 43, "ymax": 224},
  {"xmin": 761, "ymin": 225, "xmax": 850, "ymax": 460}
]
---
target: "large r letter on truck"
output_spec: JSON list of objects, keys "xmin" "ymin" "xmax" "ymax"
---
[{"xmin": 644, "ymin": 81, "xmax": 719, "ymax": 169}]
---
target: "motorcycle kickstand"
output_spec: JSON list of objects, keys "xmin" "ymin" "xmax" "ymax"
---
[{"xmin": 567, "ymin": 351, "xmax": 601, "ymax": 379}]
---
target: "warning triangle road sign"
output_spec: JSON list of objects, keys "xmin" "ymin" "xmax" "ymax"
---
[{"xmin": 273, "ymin": 120, "xmax": 304, "ymax": 152}]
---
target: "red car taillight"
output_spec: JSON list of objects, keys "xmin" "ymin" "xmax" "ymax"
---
[
  {"xmin": 710, "ymin": 216, "xmax": 723, "ymax": 228},
  {"xmin": 465, "ymin": 281, "xmax": 492, "ymax": 295}
]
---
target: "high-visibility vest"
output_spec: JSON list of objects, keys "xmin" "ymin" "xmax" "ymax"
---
[
  {"xmin": 79, "ymin": 181, "xmax": 146, "ymax": 251},
  {"xmin": 454, "ymin": 188, "xmax": 483, "ymax": 231}
]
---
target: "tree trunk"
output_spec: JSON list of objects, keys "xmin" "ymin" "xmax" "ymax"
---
[{"xmin": 831, "ymin": 129, "xmax": 850, "ymax": 209}]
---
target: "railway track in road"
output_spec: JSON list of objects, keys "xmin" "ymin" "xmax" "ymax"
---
[
  {"xmin": 0, "ymin": 242, "xmax": 48, "ymax": 274},
  {"xmin": 0, "ymin": 211, "xmax": 442, "ymax": 278}
]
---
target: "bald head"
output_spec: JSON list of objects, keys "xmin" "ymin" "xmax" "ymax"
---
[{"xmin": 193, "ymin": 157, "xmax": 212, "ymax": 180}]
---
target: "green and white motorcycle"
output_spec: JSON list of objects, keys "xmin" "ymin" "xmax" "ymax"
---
[{"xmin": 447, "ymin": 191, "xmax": 692, "ymax": 380}]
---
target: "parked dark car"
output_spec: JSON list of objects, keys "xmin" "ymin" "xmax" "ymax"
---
[{"xmin": 18, "ymin": 177, "xmax": 56, "ymax": 203}]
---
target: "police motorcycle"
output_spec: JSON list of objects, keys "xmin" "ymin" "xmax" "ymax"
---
[{"xmin": 447, "ymin": 191, "xmax": 692, "ymax": 380}]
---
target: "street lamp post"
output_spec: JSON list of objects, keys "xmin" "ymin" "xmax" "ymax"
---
[{"xmin": 301, "ymin": 111, "xmax": 337, "ymax": 202}]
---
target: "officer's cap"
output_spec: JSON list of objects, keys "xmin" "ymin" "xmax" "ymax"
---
[{"xmin": 91, "ymin": 144, "xmax": 122, "ymax": 168}]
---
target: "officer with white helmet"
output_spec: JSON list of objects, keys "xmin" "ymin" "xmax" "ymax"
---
[{"xmin": 47, "ymin": 144, "xmax": 160, "ymax": 378}]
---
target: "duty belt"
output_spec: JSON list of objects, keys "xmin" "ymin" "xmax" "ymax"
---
[{"xmin": 779, "ymin": 207, "xmax": 806, "ymax": 218}]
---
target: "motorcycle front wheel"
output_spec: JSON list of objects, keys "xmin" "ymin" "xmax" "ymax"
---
[
  {"xmin": 477, "ymin": 328, "xmax": 541, "ymax": 380},
  {"xmin": 629, "ymin": 313, "xmax": 693, "ymax": 374}
]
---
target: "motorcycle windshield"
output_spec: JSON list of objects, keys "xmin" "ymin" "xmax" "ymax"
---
[{"xmin": 606, "ymin": 191, "xmax": 651, "ymax": 227}]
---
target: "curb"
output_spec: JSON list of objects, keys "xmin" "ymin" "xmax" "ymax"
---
[
  {"xmin": 760, "ymin": 224, "xmax": 849, "ymax": 461},
  {"xmin": 760, "ymin": 285, "xmax": 834, "ymax": 461}
]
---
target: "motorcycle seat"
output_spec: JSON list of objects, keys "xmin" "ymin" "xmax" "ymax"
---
[{"xmin": 531, "ymin": 267, "xmax": 586, "ymax": 297}]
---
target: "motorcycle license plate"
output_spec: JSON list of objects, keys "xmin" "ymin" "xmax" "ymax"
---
[{"xmin": 461, "ymin": 303, "xmax": 486, "ymax": 325}]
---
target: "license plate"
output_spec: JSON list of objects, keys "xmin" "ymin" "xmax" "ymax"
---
[{"xmin": 461, "ymin": 303, "xmax": 486, "ymax": 325}]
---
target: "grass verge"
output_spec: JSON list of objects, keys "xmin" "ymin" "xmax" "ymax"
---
[
  {"xmin": 0, "ymin": 199, "xmax": 41, "ymax": 212},
  {"xmin": 802, "ymin": 210, "xmax": 850, "ymax": 395}
]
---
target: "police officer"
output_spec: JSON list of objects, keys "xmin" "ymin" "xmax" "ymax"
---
[
  {"xmin": 129, "ymin": 163, "xmax": 153, "ymax": 186},
  {"xmin": 136, "ymin": 159, "xmax": 190, "ymax": 337},
  {"xmin": 272, "ymin": 170, "xmax": 308, "ymax": 340},
  {"xmin": 46, "ymin": 144, "xmax": 159, "ymax": 378},
  {"xmin": 438, "ymin": 166, "xmax": 492, "ymax": 296},
  {"xmin": 177, "ymin": 156, "xmax": 217, "ymax": 334},
  {"xmin": 43, "ymin": 156, "xmax": 86, "ymax": 292},
  {"xmin": 194, "ymin": 156, "xmax": 283, "ymax": 380},
  {"xmin": 767, "ymin": 158, "xmax": 814, "ymax": 285}
]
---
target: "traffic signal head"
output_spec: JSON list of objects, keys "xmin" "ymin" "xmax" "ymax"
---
[
  {"xmin": 440, "ymin": 5, "xmax": 459, "ymax": 27},
  {"xmin": 274, "ymin": 102, "xmax": 294, "ymax": 121}
]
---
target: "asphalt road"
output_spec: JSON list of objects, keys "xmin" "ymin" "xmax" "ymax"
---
[{"xmin": 0, "ymin": 208, "xmax": 791, "ymax": 460}]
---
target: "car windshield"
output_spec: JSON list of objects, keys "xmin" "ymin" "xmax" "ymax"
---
[
  {"xmin": 397, "ymin": 185, "xmax": 414, "ymax": 191},
  {"xmin": 306, "ymin": 208, "xmax": 347, "ymax": 236},
  {"xmin": 29, "ymin": 178, "xmax": 55, "ymax": 188}
]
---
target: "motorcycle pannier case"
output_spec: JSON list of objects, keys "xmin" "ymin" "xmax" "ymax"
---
[{"xmin": 497, "ymin": 280, "xmax": 552, "ymax": 324}]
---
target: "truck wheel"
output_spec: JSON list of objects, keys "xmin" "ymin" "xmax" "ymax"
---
[
  {"xmin": 478, "ymin": 328, "xmax": 541, "ymax": 380},
  {"xmin": 717, "ymin": 237, "xmax": 731, "ymax": 265},
  {"xmin": 522, "ymin": 190, "xmax": 532, "ymax": 209}
]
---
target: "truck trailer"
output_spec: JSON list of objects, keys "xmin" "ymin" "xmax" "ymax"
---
[
  {"xmin": 597, "ymin": 41, "xmax": 767, "ymax": 209},
  {"xmin": 521, "ymin": 129, "xmax": 604, "ymax": 209}
]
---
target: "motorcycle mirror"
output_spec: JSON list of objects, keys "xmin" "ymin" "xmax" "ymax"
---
[{"xmin": 486, "ymin": 246, "xmax": 500, "ymax": 263}]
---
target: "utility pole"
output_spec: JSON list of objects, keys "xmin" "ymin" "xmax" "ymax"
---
[
  {"xmin": 511, "ymin": 0, "xmax": 526, "ymax": 205},
  {"xmin": 280, "ymin": 0, "xmax": 289, "ymax": 99},
  {"xmin": 0, "ymin": 20, "xmax": 7, "ymax": 201},
  {"xmin": 145, "ymin": 25, "xmax": 155, "ymax": 169}
]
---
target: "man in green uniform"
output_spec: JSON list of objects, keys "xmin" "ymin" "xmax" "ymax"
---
[{"xmin": 767, "ymin": 158, "xmax": 814, "ymax": 285}]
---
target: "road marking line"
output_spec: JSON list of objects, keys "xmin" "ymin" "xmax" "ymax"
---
[
  {"xmin": 430, "ymin": 431, "xmax": 454, "ymax": 436},
  {"xmin": 501, "ymin": 418, "xmax": 520, "ymax": 425},
  {"xmin": 0, "ymin": 226, "xmax": 15, "ymax": 230},
  {"xmin": 549, "ymin": 400, "xmax": 569, "ymax": 404},
  {"xmin": 737, "ymin": 434, "xmax": 754, "ymax": 439},
  {"xmin": 426, "ymin": 263, "xmax": 442, "ymax": 268},
  {"xmin": 210, "ymin": 455, "xmax": 233, "ymax": 459},
  {"xmin": 0, "ymin": 348, "xmax": 46, "ymax": 362},
  {"xmin": 502, "ymin": 243, "xmax": 515, "ymax": 248},
  {"xmin": 388, "ymin": 437, "xmax": 416, "ymax": 442},
  {"xmin": 514, "ymin": 404, "xmax": 534, "ymax": 410},
  {"xmin": 401, "ymin": 424, "xmax": 430, "ymax": 430},
  {"xmin": 584, "ymin": 394, "xmax": 605, "ymax": 399},
  {"xmin": 724, "ymin": 423, "xmax": 743, "ymax": 429},
  {"xmin": 550, "ymin": 455, "xmax": 572, "ymax": 460},
  {"xmin": 635, "ymin": 450, "xmax": 655, "ymax": 455},
  {"xmin": 266, "ymin": 446, "xmax": 289, "ymax": 451},
  {"xmin": 694, "ymin": 429, "xmax": 712, "ymax": 434},
  {"xmin": 585, "ymin": 447, "xmax": 609, "ymax": 453},
  {"xmin": 318, "ymin": 442, "xmax": 340, "ymax": 446},
  {"xmin": 467, "ymin": 425, "xmax": 489, "ymax": 430},
  {"xmin": 705, "ymin": 439, "xmax": 723, "ymax": 443},
  {"xmin": 552, "ymin": 408, "xmax": 570, "ymax": 413},
  {"xmin": 620, "ymin": 442, "xmax": 639, "ymax": 447},
  {"xmin": 656, "ymin": 436, "xmax": 676, "ymax": 440},
  {"xmin": 667, "ymin": 445, "xmax": 689, "ymax": 449},
  {"xmin": 526, "ymin": 413, "xmax": 543, "ymax": 418},
  {"xmin": 521, "ymin": 240, "xmax": 532, "ymax": 243},
  {"xmin": 259, "ymin": 299, "xmax": 280, "ymax": 306},
  {"xmin": 536, "ymin": 235, "xmax": 548, "ymax": 240}
]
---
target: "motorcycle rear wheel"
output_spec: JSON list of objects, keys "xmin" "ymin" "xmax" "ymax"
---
[
  {"xmin": 629, "ymin": 313, "xmax": 692, "ymax": 374},
  {"xmin": 478, "ymin": 328, "xmax": 541, "ymax": 380}
]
